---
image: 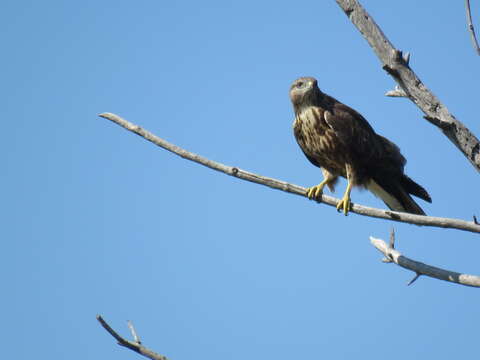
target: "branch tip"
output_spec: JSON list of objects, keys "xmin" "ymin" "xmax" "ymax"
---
[
  {"xmin": 466, "ymin": 0, "xmax": 480, "ymax": 55},
  {"xmin": 96, "ymin": 314, "xmax": 125, "ymax": 343},
  {"xmin": 389, "ymin": 228, "xmax": 395, "ymax": 249},
  {"xmin": 385, "ymin": 85, "xmax": 407, "ymax": 98},
  {"xmin": 407, "ymin": 273, "xmax": 421, "ymax": 286},
  {"xmin": 128, "ymin": 320, "xmax": 141, "ymax": 344}
]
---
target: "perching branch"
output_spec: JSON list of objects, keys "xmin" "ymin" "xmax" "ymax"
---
[
  {"xmin": 466, "ymin": 0, "xmax": 480, "ymax": 55},
  {"xmin": 370, "ymin": 231, "xmax": 480, "ymax": 287},
  {"xmin": 97, "ymin": 315, "xmax": 168, "ymax": 360},
  {"xmin": 100, "ymin": 112, "xmax": 480, "ymax": 234},
  {"xmin": 336, "ymin": 0, "xmax": 480, "ymax": 172}
]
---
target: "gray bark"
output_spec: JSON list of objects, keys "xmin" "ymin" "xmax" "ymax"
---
[
  {"xmin": 371, "ymin": 236, "xmax": 480, "ymax": 287},
  {"xmin": 97, "ymin": 315, "xmax": 169, "ymax": 360},
  {"xmin": 336, "ymin": 0, "xmax": 480, "ymax": 172}
]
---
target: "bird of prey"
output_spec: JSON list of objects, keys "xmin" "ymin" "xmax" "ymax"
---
[{"xmin": 290, "ymin": 76, "xmax": 431, "ymax": 215}]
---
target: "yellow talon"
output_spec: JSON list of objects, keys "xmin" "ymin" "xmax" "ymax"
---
[
  {"xmin": 306, "ymin": 181, "xmax": 327, "ymax": 200},
  {"xmin": 336, "ymin": 194, "xmax": 351, "ymax": 215}
]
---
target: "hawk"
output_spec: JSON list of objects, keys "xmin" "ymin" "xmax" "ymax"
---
[{"xmin": 290, "ymin": 76, "xmax": 431, "ymax": 215}]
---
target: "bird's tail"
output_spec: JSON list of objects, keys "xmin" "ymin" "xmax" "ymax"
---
[
  {"xmin": 400, "ymin": 174, "xmax": 432, "ymax": 203},
  {"xmin": 367, "ymin": 175, "xmax": 431, "ymax": 215}
]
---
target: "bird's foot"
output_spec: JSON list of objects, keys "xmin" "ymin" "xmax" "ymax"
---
[
  {"xmin": 306, "ymin": 183, "xmax": 326, "ymax": 201},
  {"xmin": 336, "ymin": 194, "xmax": 351, "ymax": 216}
]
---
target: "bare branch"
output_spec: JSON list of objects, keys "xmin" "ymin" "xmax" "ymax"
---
[
  {"xmin": 466, "ymin": 0, "xmax": 480, "ymax": 55},
  {"xmin": 100, "ymin": 112, "xmax": 480, "ymax": 234},
  {"xmin": 336, "ymin": 0, "xmax": 480, "ymax": 172},
  {"xmin": 97, "ymin": 315, "xmax": 168, "ymax": 360},
  {"xmin": 370, "ymin": 237, "xmax": 480, "ymax": 287}
]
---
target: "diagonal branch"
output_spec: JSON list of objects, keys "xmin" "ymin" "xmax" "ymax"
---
[
  {"xmin": 370, "ymin": 235, "xmax": 480, "ymax": 287},
  {"xmin": 100, "ymin": 112, "xmax": 480, "ymax": 234},
  {"xmin": 466, "ymin": 0, "xmax": 480, "ymax": 55},
  {"xmin": 97, "ymin": 315, "xmax": 169, "ymax": 360},
  {"xmin": 336, "ymin": 0, "xmax": 480, "ymax": 172}
]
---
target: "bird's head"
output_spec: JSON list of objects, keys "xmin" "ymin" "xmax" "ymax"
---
[{"xmin": 289, "ymin": 77, "xmax": 322, "ymax": 111}]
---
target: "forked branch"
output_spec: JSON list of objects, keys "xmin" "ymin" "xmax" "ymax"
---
[
  {"xmin": 97, "ymin": 315, "xmax": 168, "ymax": 360},
  {"xmin": 370, "ymin": 231, "xmax": 480, "ymax": 287},
  {"xmin": 100, "ymin": 112, "xmax": 480, "ymax": 234}
]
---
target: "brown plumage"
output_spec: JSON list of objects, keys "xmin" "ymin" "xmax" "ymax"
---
[{"xmin": 289, "ymin": 76, "xmax": 431, "ymax": 215}]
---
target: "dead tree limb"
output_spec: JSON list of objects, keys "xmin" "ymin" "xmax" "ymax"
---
[
  {"xmin": 370, "ymin": 231, "xmax": 480, "ymax": 287},
  {"xmin": 97, "ymin": 315, "xmax": 169, "ymax": 360},
  {"xmin": 336, "ymin": 0, "xmax": 480, "ymax": 172},
  {"xmin": 466, "ymin": 0, "xmax": 480, "ymax": 55},
  {"xmin": 100, "ymin": 112, "xmax": 480, "ymax": 234}
]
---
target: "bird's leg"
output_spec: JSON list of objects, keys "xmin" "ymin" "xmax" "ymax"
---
[
  {"xmin": 306, "ymin": 169, "xmax": 336, "ymax": 200},
  {"xmin": 336, "ymin": 164, "xmax": 353, "ymax": 215}
]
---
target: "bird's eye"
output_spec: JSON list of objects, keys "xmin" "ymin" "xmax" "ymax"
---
[{"xmin": 296, "ymin": 81, "xmax": 304, "ymax": 88}]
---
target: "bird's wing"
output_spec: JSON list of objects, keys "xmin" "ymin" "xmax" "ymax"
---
[
  {"xmin": 323, "ymin": 101, "xmax": 383, "ymax": 162},
  {"xmin": 322, "ymin": 97, "xmax": 430, "ymax": 214}
]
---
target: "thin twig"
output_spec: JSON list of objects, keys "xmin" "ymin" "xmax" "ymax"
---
[
  {"xmin": 385, "ymin": 85, "xmax": 407, "ymax": 98},
  {"xmin": 336, "ymin": 0, "xmax": 480, "ymax": 172},
  {"xmin": 381, "ymin": 228, "xmax": 396, "ymax": 263},
  {"xmin": 100, "ymin": 112, "xmax": 480, "ymax": 234},
  {"xmin": 97, "ymin": 314, "xmax": 125, "ymax": 343},
  {"xmin": 370, "ymin": 236, "xmax": 480, "ymax": 287},
  {"xmin": 128, "ymin": 320, "xmax": 141, "ymax": 344},
  {"xmin": 466, "ymin": 0, "xmax": 480, "ymax": 55},
  {"xmin": 97, "ymin": 315, "xmax": 168, "ymax": 360},
  {"xmin": 406, "ymin": 273, "xmax": 421, "ymax": 286},
  {"xmin": 389, "ymin": 228, "xmax": 395, "ymax": 248}
]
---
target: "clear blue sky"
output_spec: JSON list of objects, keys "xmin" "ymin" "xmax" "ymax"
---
[{"xmin": 3, "ymin": 1, "xmax": 480, "ymax": 359}]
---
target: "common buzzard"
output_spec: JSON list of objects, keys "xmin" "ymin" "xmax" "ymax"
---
[{"xmin": 290, "ymin": 76, "xmax": 431, "ymax": 215}]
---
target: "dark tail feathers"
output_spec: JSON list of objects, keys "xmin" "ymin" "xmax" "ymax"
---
[
  {"xmin": 368, "ymin": 175, "xmax": 431, "ymax": 215},
  {"xmin": 401, "ymin": 175, "xmax": 432, "ymax": 203}
]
